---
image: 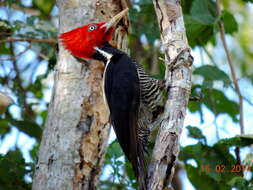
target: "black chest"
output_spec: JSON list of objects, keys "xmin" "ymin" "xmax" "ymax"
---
[{"xmin": 104, "ymin": 53, "xmax": 140, "ymax": 111}]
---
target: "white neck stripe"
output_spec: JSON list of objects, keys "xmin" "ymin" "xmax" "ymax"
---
[{"xmin": 94, "ymin": 47, "xmax": 113, "ymax": 60}]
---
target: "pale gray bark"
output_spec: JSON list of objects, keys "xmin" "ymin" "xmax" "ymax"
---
[
  {"xmin": 0, "ymin": 91, "xmax": 13, "ymax": 113},
  {"xmin": 32, "ymin": 1, "xmax": 129, "ymax": 190},
  {"xmin": 146, "ymin": 0, "xmax": 193, "ymax": 189}
]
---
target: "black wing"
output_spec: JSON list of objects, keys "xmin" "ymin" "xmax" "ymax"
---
[{"xmin": 104, "ymin": 53, "xmax": 146, "ymax": 184}]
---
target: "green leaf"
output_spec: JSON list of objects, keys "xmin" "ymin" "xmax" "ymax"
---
[
  {"xmin": 202, "ymin": 88, "xmax": 239, "ymax": 121},
  {"xmin": 188, "ymin": 85, "xmax": 239, "ymax": 122},
  {"xmin": 0, "ymin": 149, "xmax": 31, "ymax": 190},
  {"xmin": 180, "ymin": 142, "xmax": 237, "ymax": 188},
  {"xmin": 0, "ymin": 119, "xmax": 10, "ymax": 138},
  {"xmin": 9, "ymin": 119, "xmax": 42, "ymax": 140},
  {"xmin": 6, "ymin": 0, "xmax": 14, "ymax": 6},
  {"xmin": 228, "ymin": 176, "xmax": 249, "ymax": 190},
  {"xmin": 33, "ymin": 0, "xmax": 55, "ymax": 15},
  {"xmin": 222, "ymin": 10, "xmax": 238, "ymax": 34},
  {"xmin": 215, "ymin": 135, "xmax": 253, "ymax": 147},
  {"xmin": 188, "ymin": 85, "xmax": 202, "ymax": 110},
  {"xmin": 190, "ymin": 0, "xmax": 216, "ymax": 25},
  {"xmin": 0, "ymin": 19, "xmax": 12, "ymax": 39},
  {"xmin": 0, "ymin": 43, "xmax": 11, "ymax": 55},
  {"xmin": 193, "ymin": 65, "xmax": 231, "ymax": 87},
  {"xmin": 26, "ymin": 16, "xmax": 38, "ymax": 25},
  {"xmin": 184, "ymin": 0, "xmax": 218, "ymax": 47},
  {"xmin": 186, "ymin": 126, "xmax": 207, "ymax": 143},
  {"xmin": 125, "ymin": 160, "xmax": 136, "ymax": 181},
  {"xmin": 30, "ymin": 143, "xmax": 39, "ymax": 163},
  {"xmin": 105, "ymin": 140, "xmax": 123, "ymax": 163},
  {"xmin": 185, "ymin": 164, "xmax": 230, "ymax": 190},
  {"xmin": 180, "ymin": 135, "xmax": 253, "ymax": 190},
  {"xmin": 184, "ymin": 15, "xmax": 215, "ymax": 47},
  {"xmin": 28, "ymin": 74, "xmax": 46, "ymax": 99},
  {"xmin": 181, "ymin": 0, "xmax": 194, "ymax": 14}
]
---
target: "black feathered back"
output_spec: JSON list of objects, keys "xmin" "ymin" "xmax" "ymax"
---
[{"xmin": 100, "ymin": 44, "xmax": 147, "ymax": 189}]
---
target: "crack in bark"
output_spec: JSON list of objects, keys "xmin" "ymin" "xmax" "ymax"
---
[
  {"xmin": 154, "ymin": 0, "xmax": 164, "ymax": 35},
  {"xmin": 164, "ymin": 154, "xmax": 176, "ymax": 188},
  {"xmin": 47, "ymin": 155, "xmax": 54, "ymax": 169}
]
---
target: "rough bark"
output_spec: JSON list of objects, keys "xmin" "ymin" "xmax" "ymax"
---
[
  {"xmin": 32, "ymin": 1, "xmax": 129, "ymax": 190},
  {"xmin": 146, "ymin": 0, "xmax": 193, "ymax": 189}
]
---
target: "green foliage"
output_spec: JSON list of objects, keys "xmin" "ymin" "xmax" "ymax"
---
[
  {"xmin": 189, "ymin": 65, "xmax": 239, "ymax": 122},
  {"xmin": 228, "ymin": 176, "xmax": 253, "ymax": 190},
  {"xmin": 33, "ymin": 0, "xmax": 55, "ymax": 16},
  {"xmin": 0, "ymin": 119, "xmax": 11, "ymax": 139},
  {"xmin": 193, "ymin": 65, "xmax": 231, "ymax": 87},
  {"xmin": 189, "ymin": 86, "xmax": 240, "ymax": 121},
  {"xmin": 0, "ymin": 149, "xmax": 31, "ymax": 190},
  {"xmin": 186, "ymin": 126, "xmax": 207, "ymax": 143},
  {"xmin": 222, "ymin": 10, "xmax": 238, "ymax": 34},
  {"xmin": 183, "ymin": 0, "xmax": 217, "ymax": 47},
  {"xmin": 183, "ymin": 0, "xmax": 238, "ymax": 47},
  {"xmin": 184, "ymin": 164, "xmax": 230, "ymax": 190},
  {"xmin": 180, "ymin": 134, "xmax": 253, "ymax": 190},
  {"xmin": 100, "ymin": 140, "xmax": 137, "ymax": 189},
  {"xmin": 190, "ymin": 0, "xmax": 217, "ymax": 25},
  {"xmin": 9, "ymin": 119, "xmax": 42, "ymax": 141},
  {"xmin": 0, "ymin": 0, "xmax": 55, "ymax": 188},
  {"xmin": 216, "ymin": 135, "xmax": 253, "ymax": 147},
  {"xmin": 129, "ymin": 1, "xmax": 160, "ymax": 44},
  {"xmin": 105, "ymin": 140, "xmax": 124, "ymax": 162}
]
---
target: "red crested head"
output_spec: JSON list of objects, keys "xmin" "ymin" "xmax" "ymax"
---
[
  {"xmin": 59, "ymin": 8, "xmax": 129, "ymax": 60},
  {"xmin": 59, "ymin": 22, "xmax": 114, "ymax": 59}
]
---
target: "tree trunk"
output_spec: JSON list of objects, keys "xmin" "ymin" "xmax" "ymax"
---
[
  {"xmin": 146, "ymin": 0, "xmax": 193, "ymax": 189},
  {"xmin": 32, "ymin": 1, "xmax": 129, "ymax": 190}
]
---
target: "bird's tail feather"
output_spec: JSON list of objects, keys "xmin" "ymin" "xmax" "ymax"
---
[{"xmin": 137, "ymin": 147, "xmax": 147, "ymax": 190}]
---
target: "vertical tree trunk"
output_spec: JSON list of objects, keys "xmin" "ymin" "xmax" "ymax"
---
[
  {"xmin": 32, "ymin": 1, "xmax": 129, "ymax": 190},
  {"xmin": 147, "ymin": 0, "xmax": 193, "ymax": 189}
]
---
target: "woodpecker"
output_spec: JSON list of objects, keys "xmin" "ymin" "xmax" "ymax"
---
[{"xmin": 59, "ymin": 9, "xmax": 164, "ymax": 189}]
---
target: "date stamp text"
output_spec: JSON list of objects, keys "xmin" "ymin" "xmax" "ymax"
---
[{"xmin": 201, "ymin": 164, "xmax": 251, "ymax": 173}]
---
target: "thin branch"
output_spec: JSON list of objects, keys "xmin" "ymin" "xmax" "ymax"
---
[
  {"xmin": 0, "ymin": 2, "xmax": 40, "ymax": 16},
  {"xmin": 9, "ymin": 41, "xmax": 35, "ymax": 120},
  {"xmin": 243, "ymin": 96, "xmax": 253, "ymax": 107},
  {"xmin": 201, "ymin": 46, "xmax": 217, "ymax": 66},
  {"xmin": 0, "ymin": 43, "xmax": 31, "ymax": 61},
  {"xmin": 216, "ymin": 0, "xmax": 244, "ymax": 134},
  {"xmin": 0, "ymin": 37, "xmax": 57, "ymax": 44}
]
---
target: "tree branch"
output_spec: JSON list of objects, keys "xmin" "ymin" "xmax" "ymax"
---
[
  {"xmin": 216, "ymin": 0, "xmax": 244, "ymax": 134},
  {"xmin": 0, "ymin": 37, "xmax": 57, "ymax": 44},
  {"xmin": 147, "ymin": 0, "xmax": 193, "ymax": 189},
  {"xmin": 0, "ymin": 2, "xmax": 40, "ymax": 16},
  {"xmin": 0, "ymin": 44, "xmax": 31, "ymax": 61}
]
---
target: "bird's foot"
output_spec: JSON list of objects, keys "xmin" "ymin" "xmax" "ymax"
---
[{"xmin": 159, "ymin": 48, "xmax": 193, "ymax": 71}]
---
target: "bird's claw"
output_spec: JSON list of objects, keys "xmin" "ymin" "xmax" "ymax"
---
[{"xmin": 159, "ymin": 48, "xmax": 193, "ymax": 71}]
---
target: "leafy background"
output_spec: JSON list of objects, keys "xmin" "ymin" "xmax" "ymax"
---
[{"xmin": 0, "ymin": 0, "xmax": 253, "ymax": 189}]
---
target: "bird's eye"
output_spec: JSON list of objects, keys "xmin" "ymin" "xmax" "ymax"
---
[{"xmin": 88, "ymin": 24, "xmax": 98, "ymax": 31}]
